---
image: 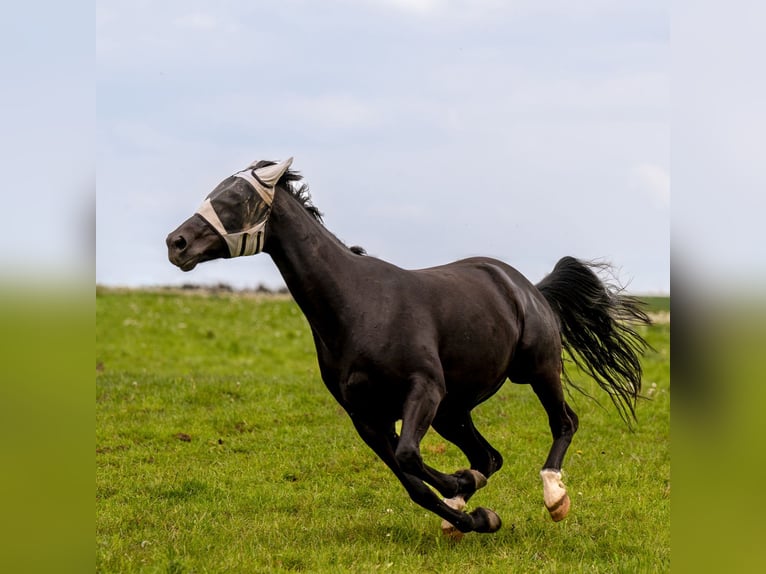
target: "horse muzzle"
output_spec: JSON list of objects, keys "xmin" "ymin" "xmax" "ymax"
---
[
  {"xmin": 166, "ymin": 214, "xmax": 228, "ymax": 271},
  {"xmin": 166, "ymin": 233, "xmax": 198, "ymax": 271}
]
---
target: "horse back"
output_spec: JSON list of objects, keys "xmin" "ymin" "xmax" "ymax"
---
[
  {"xmin": 412, "ymin": 257, "xmax": 560, "ymax": 385},
  {"xmin": 313, "ymin": 255, "xmax": 561, "ymax": 410}
]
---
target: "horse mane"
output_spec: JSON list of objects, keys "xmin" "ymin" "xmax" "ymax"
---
[
  {"xmin": 252, "ymin": 160, "xmax": 323, "ymax": 223},
  {"xmin": 253, "ymin": 160, "xmax": 366, "ymax": 255}
]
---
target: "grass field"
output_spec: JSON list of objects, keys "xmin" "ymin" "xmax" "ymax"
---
[{"xmin": 96, "ymin": 287, "xmax": 669, "ymax": 573}]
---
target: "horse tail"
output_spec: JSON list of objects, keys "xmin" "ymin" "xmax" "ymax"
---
[{"xmin": 536, "ymin": 256, "xmax": 651, "ymax": 424}]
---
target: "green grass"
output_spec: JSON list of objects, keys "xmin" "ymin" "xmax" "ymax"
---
[
  {"xmin": 641, "ymin": 296, "xmax": 670, "ymax": 314},
  {"xmin": 97, "ymin": 289, "xmax": 669, "ymax": 573}
]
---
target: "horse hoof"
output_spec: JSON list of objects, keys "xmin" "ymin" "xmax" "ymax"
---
[
  {"xmin": 456, "ymin": 468, "xmax": 487, "ymax": 490},
  {"xmin": 440, "ymin": 520, "xmax": 465, "ymax": 541},
  {"xmin": 440, "ymin": 495, "xmax": 467, "ymax": 540},
  {"xmin": 443, "ymin": 495, "xmax": 467, "ymax": 512},
  {"xmin": 468, "ymin": 469, "xmax": 488, "ymax": 490},
  {"xmin": 440, "ymin": 495, "xmax": 466, "ymax": 540},
  {"xmin": 540, "ymin": 469, "xmax": 570, "ymax": 521},
  {"xmin": 546, "ymin": 493, "xmax": 571, "ymax": 522},
  {"xmin": 470, "ymin": 507, "xmax": 502, "ymax": 533}
]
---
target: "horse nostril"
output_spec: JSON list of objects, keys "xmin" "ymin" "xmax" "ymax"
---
[{"xmin": 173, "ymin": 236, "xmax": 187, "ymax": 251}]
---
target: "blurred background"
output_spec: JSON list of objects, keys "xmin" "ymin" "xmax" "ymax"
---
[{"xmin": 2, "ymin": 0, "xmax": 765, "ymax": 571}]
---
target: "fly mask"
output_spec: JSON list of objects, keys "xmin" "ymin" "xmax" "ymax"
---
[{"xmin": 194, "ymin": 157, "xmax": 293, "ymax": 257}]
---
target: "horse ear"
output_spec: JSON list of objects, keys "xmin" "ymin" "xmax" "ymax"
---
[{"xmin": 254, "ymin": 157, "xmax": 294, "ymax": 188}]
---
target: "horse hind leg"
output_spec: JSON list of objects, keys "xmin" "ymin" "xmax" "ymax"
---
[
  {"xmin": 531, "ymin": 377, "xmax": 579, "ymax": 522},
  {"xmin": 429, "ymin": 407, "xmax": 502, "ymax": 516}
]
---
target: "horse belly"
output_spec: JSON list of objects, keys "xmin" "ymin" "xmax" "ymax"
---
[
  {"xmin": 340, "ymin": 370, "xmax": 410, "ymax": 422},
  {"xmin": 441, "ymin": 348, "xmax": 510, "ymax": 395},
  {"xmin": 436, "ymin": 309, "xmax": 519, "ymax": 399}
]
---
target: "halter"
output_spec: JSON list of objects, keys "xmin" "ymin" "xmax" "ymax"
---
[{"xmin": 194, "ymin": 158, "xmax": 292, "ymax": 257}]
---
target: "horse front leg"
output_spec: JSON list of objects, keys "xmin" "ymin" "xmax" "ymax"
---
[
  {"xmin": 431, "ymin": 407, "xmax": 504, "ymax": 491},
  {"xmin": 402, "ymin": 373, "xmax": 502, "ymax": 534},
  {"xmin": 349, "ymin": 413, "xmax": 500, "ymax": 538},
  {"xmin": 430, "ymin": 407, "xmax": 505, "ymax": 536}
]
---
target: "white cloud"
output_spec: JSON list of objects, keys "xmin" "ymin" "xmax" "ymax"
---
[
  {"xmin": 284, "ymin": 93, "xmax": 383, "ymax": 130},
  {"xmin": 173, "ymin": 12, "xmax": 219, "ymax": 31},
  {"xmin": 108, "ymin": 121, "xmax": 180, "ymax": 154},
  {"xmin": 371, "ymin": 0, "xmax": 440, "ymax": 14},
  {"xmin": 358, "ymin": 0, "xmax": 638, "ymax": 19},
  {"xmin": 630, "ymin": 163, "xmax": 670, "ymax": 208},
  {"xmin": 357, "ymin": 0, "xmax": 507, "ymax": 18}
]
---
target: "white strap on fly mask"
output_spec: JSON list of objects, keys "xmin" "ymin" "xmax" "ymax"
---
[{"xmin": 194, "ymin": 157, "xmax": 293, "ymax": 258}]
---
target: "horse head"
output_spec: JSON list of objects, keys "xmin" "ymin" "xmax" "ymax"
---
[{"xmin": 166, "ymin": 158, "xmax": 293, "ymax": 271}]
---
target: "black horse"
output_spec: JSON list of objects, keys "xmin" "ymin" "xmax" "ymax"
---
[{"xmin": 166, "ymin": 158, "xmax": 649, "ymax": 537}]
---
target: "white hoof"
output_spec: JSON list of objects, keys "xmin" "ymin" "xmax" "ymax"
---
[
  {"xmin": 443, "ymin": 494, "xmax": 466, "ymax": 512},
  {"xmin": 540, "ymin": 469, "xmax": 570, "ymax": 521},
  {"xmin": 440, "ymin": 521, "xmax": 464, "ymax": 541},
  {"xmin": 441, "ymin": 495, "xmax": 466, "ymax": 539}
]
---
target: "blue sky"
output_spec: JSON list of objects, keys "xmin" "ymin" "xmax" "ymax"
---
[{"xmin": 97, "ymin": 0, "xmax": 670, "ymax": 293}]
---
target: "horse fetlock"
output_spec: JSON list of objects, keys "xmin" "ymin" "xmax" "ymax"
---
[
  {"xmin": 469, "ymin": 507, "xmax": 502, "ymax": 533},
  {"xmin": 540, "ymin": 468, "xmax": 570, "ymax": 521}
]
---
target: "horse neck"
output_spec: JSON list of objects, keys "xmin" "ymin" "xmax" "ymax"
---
[{"xmin": 264, "ymin": 189, "xmax": 356, "ymax": 341}]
